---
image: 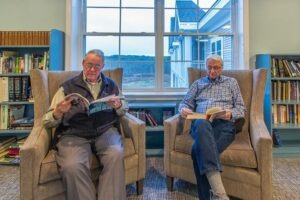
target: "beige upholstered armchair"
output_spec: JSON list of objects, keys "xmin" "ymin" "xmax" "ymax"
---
[
  {"xmin": 164, "ymin": 68, "xmax": 272, "ymax": 200},
  {"xmin": 20, "ymin": 68, "xmax": 146, "ymax": 200}
]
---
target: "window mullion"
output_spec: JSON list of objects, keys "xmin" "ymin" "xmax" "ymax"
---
[{"xmin": 155, "ymin": 0, "xmax": 164, "ymax": 92}]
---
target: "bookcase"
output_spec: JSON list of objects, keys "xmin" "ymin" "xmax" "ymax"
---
[
  {"xmin": 128, "ymin": 101, "xmax": 177, "ymax": 156},
  {"xmin": 256, "ymin": 54, "xmax": 300, "ymax": 156},
  {"xmin": 0, "ymin": 29, "xmax": 65, "ymax": 164}
]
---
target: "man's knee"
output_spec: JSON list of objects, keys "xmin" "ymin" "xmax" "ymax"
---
[
  {"xmin": 192, "ymin": 119, "xmax": 212, "ymax": 136},
  {"xmin": 59, "ymin": 160, "xmax": 89, "ymax": 177},
  {"xmin": 108, "ymin": 145, "xmax": 124, "ymax": 161}
]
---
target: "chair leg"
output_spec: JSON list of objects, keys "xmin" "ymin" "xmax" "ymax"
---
[
  {"xmin": 136, "ymin": 179, "xmax": 144, "ymax": 195},
  {"xmin": 166, "ymin": 176, "xmax": 174, "ymax": 191}
]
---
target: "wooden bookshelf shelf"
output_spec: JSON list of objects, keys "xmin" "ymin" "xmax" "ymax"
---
[
  {"xmin": 128, "ymin": 101, "xmax": 177, "ymax": 153},
  {"xmin": 256, "ymin": 54, "xmax": 300, "ymax": 156},
  {"xmin": 0, "ymin": 29, "xmax": 64, "ymax": 142}
]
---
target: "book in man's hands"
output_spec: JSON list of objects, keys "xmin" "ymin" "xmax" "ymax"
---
[
  {"xmin": 186, "ymin": 107, "xmax": 226, "ymax": 122},
  {"xmin": 65, "ymin": 93, "xmax": 123, "ymax": 115}
]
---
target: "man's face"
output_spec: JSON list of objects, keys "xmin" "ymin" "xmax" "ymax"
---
[
  {"xmin": 206, "ymin": 58, "xmax": 223, "ymax": 80},
  {"xmin": 82, "ymin": 53, "xmax": 104, "ymax": 82}
]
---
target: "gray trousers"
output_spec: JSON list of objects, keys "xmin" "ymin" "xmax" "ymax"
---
[{"xmin": 56, "ymin": 127, "xmax": 126, "ymax": 200}]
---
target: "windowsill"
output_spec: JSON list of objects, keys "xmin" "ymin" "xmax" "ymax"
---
[{"xmin": 123, "ymin": 91, "xmax": 186, "ymax": 101}]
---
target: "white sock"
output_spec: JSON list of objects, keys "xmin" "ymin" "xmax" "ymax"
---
[{"xmin": 206, "ymin": 170, "xmax": 226, "ymax": 195}]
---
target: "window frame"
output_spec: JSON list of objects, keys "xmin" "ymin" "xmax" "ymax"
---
[{"xmin": 65, "ymin": 0, "xmax": 249, "ymax": 98}]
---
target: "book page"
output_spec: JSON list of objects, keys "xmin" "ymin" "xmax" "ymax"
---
[
  {"xmin": 208, "ymin": 110, "xmax": 226, "ymax": 122},
  {"xmin": 186, "ymin": 112, "xmax": 206, "ymax": 120},
  {"xmin": 65, "ymin": 93, "xmax": 89, "ymax": 107},
  {"xmin": 91, "ymin": 94, "xmax": 119, "ymax": 104}
]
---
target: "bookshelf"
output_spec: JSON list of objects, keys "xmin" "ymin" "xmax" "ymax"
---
[
  {"xmin": 128, "ymin": 101, "xmax": 177, "ymax": 156},
  {"xmin": 256, "ymin": 54, "xmax": 300, "ymax": 157},
  {"xmin": 0, "ymin": 29, "xmax": 65, "ymax": 164}
]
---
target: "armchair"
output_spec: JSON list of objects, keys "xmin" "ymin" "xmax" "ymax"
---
[
  {"xmin": 164, "ymin": 68, "xmax": 272, "ymax": 200},
  {"xmin": 20, "ymin": 68, "xmax": 146, "ymax": 200}
]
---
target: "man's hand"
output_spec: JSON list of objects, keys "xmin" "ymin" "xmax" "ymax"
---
[
  {"xmin": 106, "ymin": 96, "xmax": 122, "ymax": 109},
  {"xmin": 180, "ymin": 107, "xmax": 193, "ymax": 118},
  {"xmin": 53, "ymin": 98, "xmax": 73, "ymax": 120}
]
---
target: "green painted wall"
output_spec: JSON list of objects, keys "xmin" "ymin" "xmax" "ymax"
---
[
  {"xmin": 249, "ymin": 0, "xmax": 300, "ymax": 67},
  {"xmin": 0, "ymin": 0, "xmax": 65, "ymax": 31}
]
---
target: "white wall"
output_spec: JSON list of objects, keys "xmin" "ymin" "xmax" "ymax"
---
[
  {"xmin": 0, "ymin": 0, "xmax": 65, "ymax": 31},
  {"xmin": 249, "ymin": 0, "xmax": 300, "ymax": 68}
]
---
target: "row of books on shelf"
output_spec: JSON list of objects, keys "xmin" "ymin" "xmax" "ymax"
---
[
  {"xmin": 0, "ymin": 105, "xmax": 34, "ymax": 130},
  {"xmin": 0, "ymin": 136, "xmax": 26, "ymax": 165},
  {"xmin": 0, "ymin": 76, "xmax": 31, "ymax": 102},
  {"xmin": 0, "ymin": 50, "xmax": 49, "ymax": 74},
  {"xmin": 272, "ymin": 80, "xmax": 300, "ymax": 101},
  {"xmin": 271, "ymin": 58, "xmax": 300, "ymax": 78},
  {"xmin": 129, "ymin": 109, "xmax": 174, "ymax": 127},
  {"xmin": 129, "ymin": 110, "xmax": 158, "ymax": 127},
  {"xmin": 0, "ymin": 31, "xmax": 50, "ymax": 46},
  {"xmin": 272, "ymin": 104, "xmax": 300, "ymax": 124}
]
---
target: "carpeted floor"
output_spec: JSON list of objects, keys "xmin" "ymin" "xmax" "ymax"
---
[{"xmin": 0, "ymin": 157, "xmax": 299, "ymax": 200}]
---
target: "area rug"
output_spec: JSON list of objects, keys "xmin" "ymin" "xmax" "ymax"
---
[{"xmin": 0, "ymin": 157, "xmax": 299, "ymax": 200}]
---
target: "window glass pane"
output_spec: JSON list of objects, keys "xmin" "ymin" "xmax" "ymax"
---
[
  {"xmin": 121, "ymin": 36, "xmax": 154, "ymax": 56},
  {"xmin": 164, "ymin": 35, "xmax": 232, "ymax": 88},
  {"xmin": 165, "ymin": 0, "xmax": 231, "ymax": 33},
  {"xmin": 120, "ymin": 36, "xmax": 155, "ymax": 89},
  {"xmin": 121, "ymin": 9, "xmax": 154, "ymax": 32},
  {"xmin": 165, "ymin": 0, "xmax": 218, "ymax": 8},
  {"xmin": 86, "ymin": 8, "xmax": 119, "ymax": 32},
  {"xmin": 122, "ymin": 60, "xmax": 155, "ymax": 89},
  {"xmin": 87, "ymin": 0, "xmax": 119, "ymax": 7},
  {"xmin": 122, "ymin": 0, "xmax": 154, "ymax": 7},
  {"xmin": 85, "ymin": 36, "xmax": 119, "ymax": 58}
]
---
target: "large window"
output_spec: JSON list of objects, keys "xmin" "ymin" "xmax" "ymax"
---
[{"xmin": 83, "ymin": 0, "xmax": 239, "ymax": 91}]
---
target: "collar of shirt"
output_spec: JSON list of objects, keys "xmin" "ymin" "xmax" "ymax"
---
[
  {"xmin": 83, "ymin": 73, "xmax": 102, "ymax": 99},
  {"xmin": 206, "ymin": 75, "xmax": 223, "ymax": 84},
  {"xmin": 83, "ymin": 73, "xmax": 102, "ymax": 86}
]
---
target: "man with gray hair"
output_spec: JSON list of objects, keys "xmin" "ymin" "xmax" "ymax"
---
[
  {"xmin": 179, "ymin": 55, "xmax": 246, "ymax": 200},
  {"xmin": 43, "ymin": 49, "xmax": 126, "ymax": 200}
]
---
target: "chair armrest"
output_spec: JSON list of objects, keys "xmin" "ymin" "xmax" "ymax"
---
[
  {"xmin": 120, "ymin": 113, "xmax": 146, "ymax": 178},
  {"xmin": 249, "ymin": 68, "xmax": 273, "ymax": 200},
  {"xmin": 164, "ymin": 114, "xmax": 183, "ymax": 173},
  {"xmin": 250, "ymin": 69, "xmax": 272, "ymax": 172},
  {"xmin": 20, "ymin": 120, "xmax": 52, "ymax": 200}
]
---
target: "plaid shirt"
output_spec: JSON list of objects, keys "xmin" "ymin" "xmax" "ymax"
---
[{"xmin": 179, "ymin": 75, "xmax": 246, "ymax": 121}]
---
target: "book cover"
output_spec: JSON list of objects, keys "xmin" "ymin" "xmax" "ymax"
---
[
  {"xmin": 186, "ymin": 107, "xmax": 226, "ymax": 122},
  {"xmin": 65, "ymin": 93, "xmax": 123, "ymax": 115},
  {"xmin": 0, "ymin": 105, "xmax": 9, "ymax": 129},
  {"xmin": 0, "ymin": 136, "xmax": 17, "ymax": 147},
  {"xmin": 0, "ymin": 156, "xmax": 19, "ymax": 165}
]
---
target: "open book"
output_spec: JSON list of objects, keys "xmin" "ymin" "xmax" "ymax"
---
[
  {"xmin": 65, "ymin": 93, "xmax": 123, "ymax": 115},
  {"xmin": 186, "ymin": 107, "xmax": 226, "ymax": 122}
]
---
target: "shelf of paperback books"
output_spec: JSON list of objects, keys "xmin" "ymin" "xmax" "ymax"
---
[
  {"xmin": 256, "ymin": 54, "xmax": 300, "ymax": 153},
  {"xmin": 0, "ymin": 29, "xmax": 65, "ymax": 71},
  {"xmin": 128, "ymin": 102, "xmax": 177, "ymax": 131},
  {"xmin": 0, "ymin": 136, "xmax": 26, "ymax": 165},
  {"xmin": 128, "ymin": 101, "xmax": 177, "ymax": 155},
  {"xmin": 0, "ymin": 29, "xmax": 64, "ymax": 142}
]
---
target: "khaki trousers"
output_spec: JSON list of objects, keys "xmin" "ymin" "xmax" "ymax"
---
[{"xmin": 56, "ymin": 127, "xmax": 126, "ymax": 200}]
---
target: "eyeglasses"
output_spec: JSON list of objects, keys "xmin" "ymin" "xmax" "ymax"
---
[
  {"xmin": 207, "ymin": 66, "xmax": 222, "ymax": 71},
  {"xmin": 85, "ymin": 63, "xmax": 102, "ymax": 70}
]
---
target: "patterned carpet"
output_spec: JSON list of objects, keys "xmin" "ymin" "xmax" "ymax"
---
[{"xmin": 0, "ymin": 157, "xmax": 299, "ymax": 200}]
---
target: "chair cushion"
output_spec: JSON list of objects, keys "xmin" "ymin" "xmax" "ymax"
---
[
  {"xmin": 39, "ymin": 137, "xmax": 136, "ymax": 184},
  {"xmin": 174, "ymin": 131, "xmax": 257, "ymax": 169}
]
